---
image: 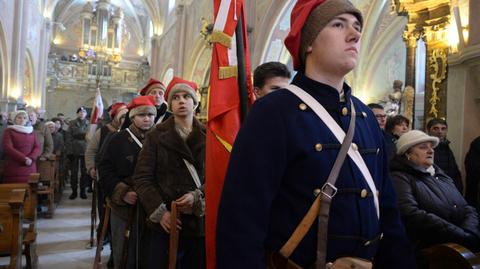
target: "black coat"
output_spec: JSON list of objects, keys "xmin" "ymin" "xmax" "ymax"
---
[
  {"xmin": 465, "ymin": 136, "xmax": 480, "ymax": 208},
  {"xmin": 390, "ymin": 155, "xmax": 480, "ymax": 251},
  {"xmin": 97, "ymin": 124, "xmax": 146, "ymax": 220},
  {"xmin": 434, "ymin": 140, "xmax": 463, "ymax": 192}
]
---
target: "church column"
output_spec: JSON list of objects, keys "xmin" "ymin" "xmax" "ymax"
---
[
  {"xmin": 150, "ymin": 34, "xmax": 162, "ymax": 79},
  {"xmin": 37, "ymin": 18, "xmax": 53, "ymax": 109},
  {"xmin": 403, "ymin": 25, "xmax": 420, "ymax": 88},
  {"xmin": 175, "ymin": 3, "xmax": 187, "ymax": 76},
  {"xmin": 9, "ymin": 0, "xmax": 29, "ymax": 106}
]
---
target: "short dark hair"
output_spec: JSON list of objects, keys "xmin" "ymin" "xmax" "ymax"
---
[
  {"xmin": 50, "ymin": 117, "xmax": 61, "ymax": 122},
  {"xmin": 253, "ymin": 62, "xmax": 291, "ymax": 89},
  {"xmin": 385, "ymin": 115, "xmax": 410, "ymax": 133},
  {"xmin": 426, "ymin": 118, "xmax": 447, "ymax": 130},
  {"xmin": 57, "ymin": 113, "xmax": 64, "ymax": 117},
  {"xmin": 367, "ymin": 103, "xmax": 384, "ymax": 110}
]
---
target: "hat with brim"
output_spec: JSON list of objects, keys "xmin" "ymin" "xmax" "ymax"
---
[
  {"xmin": 396, "ymin": 130, "xmax": 440, "ymax": 155},
  {"xmin": 165, "ymin": 77, "xmax": 199, "ymax": 112}
]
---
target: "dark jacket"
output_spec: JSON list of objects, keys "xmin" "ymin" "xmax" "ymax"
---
[
  {"xmin": 66, "ymin": 118, "xmax": 89, "ymax": 156},
  {"xmin": 390, "ymin": 155, "xmax": 480, "ymax": 252},
  {"xmin": 383, "ymin": 131, "xmax": 397, "ymax": 161},
  {"xmin": 465, "ymin": 136, "xmax": 480, "ymax": 208},
  {"xmin": 133, "ymin": 117, "xmax": 205, "ymax": 237},
  {"xmin": 433, "ymin": 140, "xmax": 463, "ymax": 192},
  {"xmin": 216, "ymin": 72, "xmax": 415, "ymax": 269},
  {"xmin": 98, "ymin": 124, "xmax": 147, "ymax": 220}
]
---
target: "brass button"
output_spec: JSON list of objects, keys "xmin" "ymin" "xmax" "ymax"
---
[
  {"xmin": 380, "ymin": 233, "xmax": 384, "ymax": 239},
  {"xmin": 341, "ymin": 107, "xmax": 348, "ymax": 116},
  {"xmin": 299, "ymin": 103, "xmax": 307, "ymax": 111},
  {"xmin": 360, "ymin": 189, "xmax": 368, "ymax": 198},
  {"xmin": 315, "ymin": 143, "xmax": 323, "ymax": 152},
  {"xmin": 313, "ymin": 188, "xmax": 321, "ymax": 197},
  {"xmin": 362, "ymin": 111, "xmax": 367, "ymax": 118},
  {"xmin": 453, "ymin": 204, "xmax": 457, "ymax": 208},
  {"xmin": 351, "ymin": 143, "xmax": 358, "ymax": 151}
]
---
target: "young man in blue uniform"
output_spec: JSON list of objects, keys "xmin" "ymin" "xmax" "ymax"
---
[{"xmin": 216, "ymin": 0, "xmax": 416, "ymax": 268}]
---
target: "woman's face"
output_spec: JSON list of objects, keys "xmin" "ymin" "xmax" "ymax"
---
[
  {"xmin": 406, "ymin": 142, "xmax": 435, "ymax": 168},
  {"xmin": 392, "ymin": 121, "xmax": 409, "ymax": 137},
  {"xmin": 15, "ymin": 113, "xmax": 28, "ymax": 126}
]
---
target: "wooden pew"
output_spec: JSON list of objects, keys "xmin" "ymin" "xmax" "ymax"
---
[
  {"xmin": 37, "ymin": 159, "xmax": 56, "ymax": 218},
  {"xmin": 0, "ymin": 188, "xmax": 26, "ymax": 269},
  {"xmin": 0, "ymin": 175, "xmax": 40, "ymax": 269},
  {"xmin": 422, "ymin": 243, "xmax": 480, "ymax": 269}
]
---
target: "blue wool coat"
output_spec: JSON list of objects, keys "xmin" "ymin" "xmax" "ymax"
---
[{"xmin": 216, "ymin": 73, "xmax": 416, "ymax": 269}]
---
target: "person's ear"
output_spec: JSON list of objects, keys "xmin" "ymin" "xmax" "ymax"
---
[
  {"xmin": 306, "ymin": 45, "xmax": 313, "ymax": 53},
  {"xmin": 253, "ymin": 87, "xmax": 261, "ymax": 98}
]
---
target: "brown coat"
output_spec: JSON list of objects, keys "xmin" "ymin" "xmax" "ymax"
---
[{"xmin": 133, "ymin": 117, "xmax": 206, "ymax": 237}]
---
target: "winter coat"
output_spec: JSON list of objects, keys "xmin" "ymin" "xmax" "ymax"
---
[
  {"xmin": 133, "ymin": 117, "xmax": 205, "ymax": 237},
  {"xmin": 434, "ymin": 140, "xmax": 463, "ymax": 192},
  {"xmin": 98, "ymin": 124, "xmax": 147, "ymax": 220},
  {"xmin": 33, "ymin": 121, "xmax": 54, "ymax": 159},
  {"xmin": 465, "ymin": 136, "xmax": 480, "ymax": 208},
  {"xmin": 66, "ymin": 118, "xmax": 89, "ymax": 156},
  {"xmin": 51, "ymin": 131, "xmax": 64, "ymax": 155},
  {"xmin": 216, "ymin": 72, "xmax": 415, "ymax": 269},
  {"xmin": 85, "ymin": 123, "xmax": 117, "ymax": 173},
  {"xmin": 2, "ymin": 127, "xmax": 41, "ymax": 183},
  {"xmin": 390, "ymin": 155, "xmax": 480, "ymax": 252}
]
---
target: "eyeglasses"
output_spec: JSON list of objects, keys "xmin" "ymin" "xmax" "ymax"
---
[{"xmin": 375, "ymin": 114, "xmax": 387, "ymax": 119}]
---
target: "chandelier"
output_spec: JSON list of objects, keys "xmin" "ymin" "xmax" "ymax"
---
[{"xmin": 78, "ymin": 0, "xmax": 123, "ymax": 73}]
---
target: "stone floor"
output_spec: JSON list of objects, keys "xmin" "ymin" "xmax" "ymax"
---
[{"xmin": 0, "ymin": 189, "xmax": 110, "ymax": 269}]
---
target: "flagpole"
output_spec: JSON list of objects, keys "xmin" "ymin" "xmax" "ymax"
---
[{"xmin": 235, "ymin": 11, "xmax": 249, "ymax": 123}]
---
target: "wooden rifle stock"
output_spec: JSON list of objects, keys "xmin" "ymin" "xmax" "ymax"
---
[
  {"xmin": 168, "ymin": 202, "xmax": 179, "ymax": 269},
  {"xmin": 93, "ymin": 202, "xmax": 111, "ymax": 269}
]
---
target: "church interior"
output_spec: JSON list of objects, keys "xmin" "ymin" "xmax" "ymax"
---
[{"xmin": 0, "ymin": 0, "xmax": 480, "ymax": 268}]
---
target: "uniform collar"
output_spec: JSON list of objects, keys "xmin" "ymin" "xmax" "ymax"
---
[{"xmin": 291, "ymin": 72, "xmax": 352, "ymax": 111}]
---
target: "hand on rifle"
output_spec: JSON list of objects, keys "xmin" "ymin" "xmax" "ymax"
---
[
  {"xmin": 160, "ymin": 211, "xmax": 182, "ymax": 234},
  {"xmin": 176, "ymin": 192, "xmax": 194, "ymax": 214},
  {"xmin": 123, "ymin": 191, "xmax": 137, "ymax": 205},
  {"xmin": 89, "ymin": 168, "xmax": 97, "ymax": 179}
]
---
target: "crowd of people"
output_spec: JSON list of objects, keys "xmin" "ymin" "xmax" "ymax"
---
[{"xmin": 1, "ymin": 0, "xmax": 480, "ymax": 268}]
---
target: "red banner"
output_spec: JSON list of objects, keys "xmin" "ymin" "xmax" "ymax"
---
[{"xmin": 205, "ymin": 0, "xmax": 253, "ymax": 268}]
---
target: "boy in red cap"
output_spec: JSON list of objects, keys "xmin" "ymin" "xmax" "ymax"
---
[
  {"xmin": 98, "ymin": 96, "xmax": 157, "ymax": 269},
  {"xmin": 121, "ymin": 78, "xmax": 171, "ymax": 129},
  {"xmin": 217, "ymin": 0, "xmax": 415, "ymax": 268},
  {"xmin": 133, "ymin": 77, "xmax": 206, "ymax": 269}
]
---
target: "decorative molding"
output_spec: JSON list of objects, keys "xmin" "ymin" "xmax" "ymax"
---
[{"xmin": 428, "ymin": 48, "xmax": 447, "ymax": 118}]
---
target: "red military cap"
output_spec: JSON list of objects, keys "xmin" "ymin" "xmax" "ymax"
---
[
  {"xmin": 127, "ymin": 95, "xmax": 157, "ymax": 119},
  {"xmin": 109, "ymin": 102, "xmax": 127, "ymax": 119},
  {"xmin": 165, "ymin": 76, "xmax": 199, "ymax": 110},
  {"xmin": 284, "ymin": 0, "xmax": 363, "ymax": 71},
  {"xmin": 138, "ymin": 78, "xmax": 166, "ymax": 96}
]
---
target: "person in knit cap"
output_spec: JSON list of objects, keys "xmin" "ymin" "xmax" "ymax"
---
[
  {"xmin": 2, "ymin": 110, "xmax": 41, "ymax": 183},
  {"xmin": 85, "ymin": 102, "xmax": 128, "ymax": 264},
  {"xmin": 216, "ymin": 0, "xmax": 415, "ymax": 268},
  {"xmin": 133, "ymin": 77, "xmax": 206, "ymax": 269},
  {"xmin": 98, "ymin": 96, "xmax": 156, "ymax": 269},
  {"xmin": 390, "ymin": 130, "xmax": 480, "ymax": 266},
  {"xmin": 121, "ymin": 78, "xmax": 171, "ymax": 129}
]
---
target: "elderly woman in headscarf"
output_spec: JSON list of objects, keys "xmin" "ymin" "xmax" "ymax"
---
[
  {"xmin": 390, "ymin": 130, "xmax": 480, "ymax": 257},
  {"xmin": 2, "ymin": 110, "xmax": 41, "ymax": 183}
]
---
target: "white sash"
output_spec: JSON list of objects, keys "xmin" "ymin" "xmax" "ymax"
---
[
  {"xmin": 285, "ymin": 85, "xmax": 380, "ymax": 218},
  {"xmin": 183, "ymin": 159, "xmax": 202, "ymax": 189},
  {"xmin": 126, "ymin": 128, "xmax": 143, "ymax": 149},
  {"xmin": 155, "ymin": 113, "xmax": 166, "ymax": 125}
]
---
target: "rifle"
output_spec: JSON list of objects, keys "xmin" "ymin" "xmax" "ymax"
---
[
  {"xmin": 121, "ymin": 205, "xmax": 136, "ymax": 269},
  {"xmin": 168, "ymin": 202, "xmax": 179, "ymax": 269},
  {"xmin": 93, "ymin": 200, "xmax": 111, "ymax": 269},
  {"xmin": 89, "ymin": 179, "xmax": 98, "ymax": 248}
]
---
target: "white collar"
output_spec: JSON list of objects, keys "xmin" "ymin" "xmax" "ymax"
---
[{"xmin": 8, "ymin": 125, "xmax": 33, "ymax": 134}]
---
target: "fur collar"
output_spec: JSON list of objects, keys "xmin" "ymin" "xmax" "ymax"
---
[{"xmin": 155, "ymin": 116, "xmax": 205, "ymax": 162}]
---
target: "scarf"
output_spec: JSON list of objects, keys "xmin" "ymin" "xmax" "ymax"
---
[{"xmin": 8, "ymin": 125, "xmax": 33, "ymax": 134}]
